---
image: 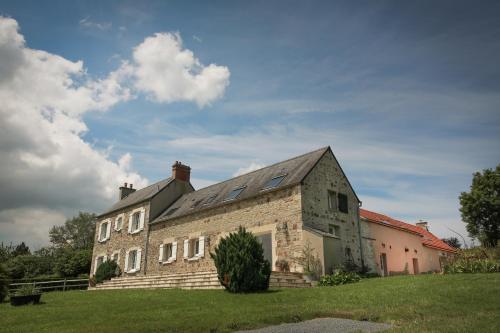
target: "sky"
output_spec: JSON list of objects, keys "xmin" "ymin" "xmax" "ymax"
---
[{"xmin": 0, "ymin": 0, "xmax": 499, "ymax": 249}]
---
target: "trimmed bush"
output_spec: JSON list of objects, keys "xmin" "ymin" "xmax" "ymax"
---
[
  {"xmin": 0, "ymin": 264, "xmax": 9, "ymax": 303},
  {"xmin": 319, "ymin": 270, "xmax": 361, "ymax": 286},
  {"xmin": 211, "ymin": 226, "xmax": 271, "ymax": 293},
  {"xmin": 94, "ymin": 260, "xmax": 120, "ymax": 284}
]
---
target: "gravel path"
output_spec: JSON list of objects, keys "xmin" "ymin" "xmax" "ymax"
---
[{"xmin": 234, "ymin": 318, "xmax": 391, "ymax": 333}]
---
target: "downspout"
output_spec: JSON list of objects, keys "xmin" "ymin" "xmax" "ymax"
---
[{"xmin": 356, "ymin": 201, "xmax": 365, "ymax": 270}]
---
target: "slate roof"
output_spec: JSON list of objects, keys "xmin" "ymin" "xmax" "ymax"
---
[
  {"xmin": 153, "ymin": 146, "xmax": 332, "ymax": 223},
  {"xmin": 360, "ymin": 208, "xmax": 457, "ymax": 253},
  {"xmin": 98, "ymin": 178, "xmax": 174, "ymax": 217}
]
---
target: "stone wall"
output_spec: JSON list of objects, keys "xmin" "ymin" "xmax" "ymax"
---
[
  {"xmin": 300, "ymin": 150, "xmax": 364, "ymax": 270},
  {"xmin": 90, "ymin": 201, "xmax": 150, "ymax": 276},
  {"xmin": 146, "ymin": 185, "xmax": 304, "ymax": 275}
]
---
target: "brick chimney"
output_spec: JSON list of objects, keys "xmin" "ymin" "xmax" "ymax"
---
[
  {"xmin": 119, "ymin": 182, "xmax": 136, "ymax": 200},
  {"xmin": 416, "ymin": 220, "xmax": 429, "ymax": 231},
  {"xmin": 172, "ymin": 161, "xmax": 191, "ymax": 182}
]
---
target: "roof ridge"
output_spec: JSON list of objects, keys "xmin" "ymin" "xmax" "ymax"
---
[{"xmin": 193, "ymin": 146, "xmax": 330, "ymax": 192}]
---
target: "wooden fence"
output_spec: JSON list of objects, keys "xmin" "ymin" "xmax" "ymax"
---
[{"xmin": 9, "ymin": 278, "xmax": 89, "ymax": 293}]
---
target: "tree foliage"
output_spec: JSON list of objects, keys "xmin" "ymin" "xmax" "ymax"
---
[
  {"xmin": 49, "ymin": 212, "xmax": 96, "ymax": 250},
  {"xmin": 442, "ymin": 237, "xmax": 462, "ymax": 249},
  {"xmin": 54, "ymin": 248, "xmax": 92, "ymax": 277},
  {"xmin": 459, "ymin": 165, "xmax": 500, "ymax": 247},
  {"xmin": 0, "ymin": 264, "xmax": 9, "ymax": 303},
  {"xmin": 211, "ymin": 227, "xmax": 271, "ymax": 293}
]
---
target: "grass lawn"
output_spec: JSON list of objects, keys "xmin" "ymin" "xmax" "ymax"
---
[{"xmin": 1, "ymin": 273, "xmax": 499, "ymax": 333}]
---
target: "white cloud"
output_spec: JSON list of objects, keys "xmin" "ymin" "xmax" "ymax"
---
[
  {"xmin": 0, "ymin": 17, "xmax": 231, "ymax": 248},
  {"xmin": 0, "ymin": 17, "xmax": 147, "ymax": 247},
  {"xmin": 130, "ymin": 32, "xmax": 230, "ymax": 107},
  {"xmin": 233, "ymin": 162, "xmax": 266, "ymax": 177}
]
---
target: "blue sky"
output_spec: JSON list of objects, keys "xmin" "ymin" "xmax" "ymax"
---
[{"xmin": 0, "ymin": 0, "xmax": 499, "ymax": 248}]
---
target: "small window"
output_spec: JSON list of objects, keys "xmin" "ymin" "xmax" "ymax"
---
[
  {"xmin": 189, "ymin": 238, "xmax": 200, "ymax": 257},
  {"xmin": 328, "ymin": 224, "xmax": 340, "ymax": 237},
  {"xmin": 164, "ymin": 243, "xmax": 173, "ymax": 259},
  {"xmin": 262, "ymin": 175, "xmax": 286, "ymax": 190},
  {"xmin": 338, "ymin": 193, "xmax": 348, "ymax": 213},
  {"xmin": 224, "ymin": 187, "xmax": 245, "ymax": 201},
  {"xmin": 112, "ymin": 252, "xmax": 119, "ymax": 262},
  {"xmin": 328, "ymin": 190, "xmax": 337, "ymax": 211},
  {"xmin": 131, "ymin": 212, "xmax": 140, "ymax": 230},
  {"xmin": 129, "ymin": 250, "xmax": 138, "ymax": 270},
  {"xmin": 115, "ymin": 217, "xmax": 122, "ymax": 231},
  {"xmin": 99, "ymin": 222, "xmax": 108, "ymax": 241},
  {"xmin": 96, "ymin": 256, "xmax": 104, "ymax": 267},
  {"xmin": 166, "ymin": 207, "xmax": 178, "ymax": 216}
]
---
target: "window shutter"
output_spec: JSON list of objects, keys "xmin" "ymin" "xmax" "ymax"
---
[
  {"xmin": 128, "ymin": 215, "xmax": 132, "ymax": 233},
  {"xmin": 159, "ymin": 244, "xmax": 164, "ymax": 262},
  {"xmin": 172, "ymin": 242, "xmax": 177, "ymax": 261},
  {"xmin": 98, "ymin": 223, "xmax": 103, "ymax": 242},
  {"xmin": 183, "ymin": 240, "xmax": 189, "ymax": 259},
  {"xmin": 124, "ymin": 251, "xmax": 129, "ymax": 272},
  {"xmin": 106, "ymin": 222, "xmax": 111, "ymax": 240},
  {"xmin": 136, "ymin": 249, "xmax": 142, "ymax": 270},
  {"xmin": 198, "ymin": 236, "xmax": 205, "ymax": 257},
  {"xmin": 139, "ymin": 209, "xmax": 145, "ymax": 230}
]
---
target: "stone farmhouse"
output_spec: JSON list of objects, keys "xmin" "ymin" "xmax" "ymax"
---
[{"xmin": 91, "ymin": 146, "xmax": 456, "ymax": 288}]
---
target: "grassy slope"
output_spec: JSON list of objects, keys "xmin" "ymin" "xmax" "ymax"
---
[{"xmin": 1, "ymin": 274, "xmax": 499, "ymax": 333}]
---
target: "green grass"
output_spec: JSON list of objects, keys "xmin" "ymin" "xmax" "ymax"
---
[{"xmin": 1, "ymin": 274, "xmax": 499, "ymax": 333}]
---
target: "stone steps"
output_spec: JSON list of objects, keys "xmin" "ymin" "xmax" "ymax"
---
[{"xmin": 91, "ymin": 271, "xmax": 311, "ymax": 290}]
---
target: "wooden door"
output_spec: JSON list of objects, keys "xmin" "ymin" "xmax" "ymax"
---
[{"xmin": 380, "ymin": 253, "xmax": 388, "ymax": 277}]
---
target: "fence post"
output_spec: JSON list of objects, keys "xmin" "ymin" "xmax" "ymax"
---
[
  {"xmin": 33, "ymin": 281, "xmax": 36, "ymax": 290},
  {"xmin": 63, "ymin": 278, "xmax": 67, "ymax": 291}
]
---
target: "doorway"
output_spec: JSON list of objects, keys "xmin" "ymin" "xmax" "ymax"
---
[
  {"xmin": 380, "ymin": 253, "xmax": 388, "ymax": 277},
  {"xmin": 256, "ymin": 233, "xmax": 273, "ymax": 267},
  {"xmin": 412, "ymin": 258, "xmax": 419, "ymax": 275}
]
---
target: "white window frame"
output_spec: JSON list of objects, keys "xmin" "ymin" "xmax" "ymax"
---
[
  {"xmin": 185, "ymin": 236, "xmax": 205, "ymax": 261},
  {"xmin": 93, "ymin": 254, "xmax": 107, "ymax": 274},
  {"xmin": 128, "ymin": 207, "xmax": 145, "ymax": 234},
  {"xmin": 328, "ymin": 224, "xmax": 340, "ymax": 237},
  {"xmin": 159, "ymin": 241, "xmax": 177, "ymax": 264},
  {"xmin": 124, "ymin": 247, "xmax": 142, "ymax": 273},
  {"xmin": 114, "ymin": 214, "xmax": 124, "ymax": 231},
  {"xmin": 98, "ymin": 220, "xmax": 111, "ymax": 243}
]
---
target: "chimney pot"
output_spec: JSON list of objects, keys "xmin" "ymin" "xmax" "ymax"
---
[
  {"xmin": 172, "ymin": 161, "xmax": 191, "ymax": 182},
  {"xmin": 119, "ymin": 181, "xmax": 136, "ymax": 200},
  {"xmin": 416, "ymin": 220, "xmax": 430, "ymax": 231},
  {"xmin": 124, "ymin": 182, "xmax": 127, "ymax": 187},
  {"xmin": 129, "ymin": 184, "xmax": 133, "ymax": 189}
]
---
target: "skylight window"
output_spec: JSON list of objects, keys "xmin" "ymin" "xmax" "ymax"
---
[
  {"xmin": 262, "ymin": 175, "xmax": 286, "ymax": 190},
  {"xmin": 224, "ymin": 187, "xmax": 245, "ymax": 201}
]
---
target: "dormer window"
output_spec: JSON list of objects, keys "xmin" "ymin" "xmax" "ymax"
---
[
  {"xmin": 224, "ymin": 187, "xmax": 245, "ymax": 201},
  {"xmin": 262, "ymin": 175, "xmax": 286, "ymax": 190}
]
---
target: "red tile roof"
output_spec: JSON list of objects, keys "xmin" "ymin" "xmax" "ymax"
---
[{"xmin": 360, "ymin": 208, "xmax": 457, "ymax": 253}]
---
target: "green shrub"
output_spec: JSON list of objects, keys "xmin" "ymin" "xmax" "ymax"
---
[
  {"xmin": 444, "ymin": 246, "xmax": 500, "ymax": 274},
  {"xmin": 319, "ymin": 270, "xmax": 361, "ymax": 286},
  {"xmin": 0, "ymin": 264, "xmax": 9, "ymax": 302},
  {"xmin": 94, "ymin": 260, "xmax": 120, "ymax": 284},
  {"xmin": 14, "ymin": 284, "xmax": 41, "ymax": 296},
  {"xmin": 210, "ymin": 226, "xmax": 271, "ymax": 293},
  {"xmin": 444, "ymin": 258, "xmax": 500, "ymax": 273}
]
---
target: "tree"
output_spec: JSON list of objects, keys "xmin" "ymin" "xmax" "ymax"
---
[
  {"xmin": 442, "ymin": 237, "xmax": 462, "ymax": 249},
  {"xmin": 12, "ymin": 242, "xmax": 30, "ymax": 257},
  {"xmin": 210, "ymin": 227, "xmax": 271, "ymax": 293},
  {"xmin": 49, "ymin": 212, "xmax": 96, "ymax": 250},
  {"xmin": 459, "ymin": 165, "xmax": 500, "ymax": 247},
  {"xmin": 54, "ymin": 248, "xmax": 92, "ymax": 277}
]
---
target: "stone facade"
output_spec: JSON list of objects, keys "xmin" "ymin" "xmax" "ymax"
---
[
  {"xmin": 301, "ymin": 150, "xmax": 364, "ymax": 272},
  {"xmin": 91, "ymin": 202, "xmax": 150, "ymax": 276}
]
